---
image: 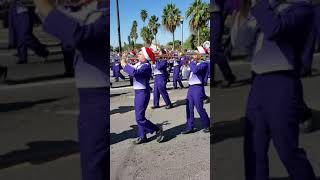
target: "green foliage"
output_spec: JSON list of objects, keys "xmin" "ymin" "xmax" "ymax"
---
[
  {"xmin": 140, "ymin": 26, "xmax": 154, "ymax": 46},
  {"xmin": 162, "ymin": 3, "xmax": 181, "ymax": 50}
]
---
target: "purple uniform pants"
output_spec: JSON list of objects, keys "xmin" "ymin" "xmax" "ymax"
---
[
  {"xmin": 154, "ymin": 74, "xmax": 172, "ymax": 107},
  {"xmin": 13, "ymin": 11, "xmax": 48, "ymax": 62},
  {"xmin": 78, "ymin": 87, "xmax": 109, "ymax": 180},
  {"xmin": 135, "ymin": 89, "xmax": 160, "ymax": 138},
  {"xmin": 186, "ymin": 85, "xmax": 210, "ymax": 130},
  {"xmin": 173, "ymin": 66, "xmax": 184, "ymax": 89},
  {"xmin": 212, "ymin": 11, "xmax": 235, "ymax": 82},
  {"xmin": 245, "ymin": 71, "xmax": 316, "ymax": 180}
]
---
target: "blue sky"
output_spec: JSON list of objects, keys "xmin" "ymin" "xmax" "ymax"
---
[{"xmin": 110, "ymin": 0, "xmax": 209, "ymax": 48}]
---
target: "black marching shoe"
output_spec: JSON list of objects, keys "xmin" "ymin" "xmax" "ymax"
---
[
  {"xmin": 203, "ymin": 127, "xmax": 210, "ymax": 133},
  {"xmin": 220, "ymin": 75, "xmax": 236, "ymax": 88},
  {"xmin": 151, "ymin": 106, "xmax": 160, "ymax": 109},
  {"xmin": 204, "ymin": 96, "xmax": 210, "ymax": 104},
  {"xmin": 301, "ymin": 68, "xmax": 312, "ymax": 77},
  {"xmin": 0, "ymin": 66, "xmax": 8, "ymax": 80},
  {"xmin": 300, "ymin": 109, "xmax": 313, "ymax": 133},
  {"xmin": 133, "ymin": 136, "xmax": 148, "ymax": 145},
  {"xmin": 300, "ymin": 119, "xmax": 313, "ymax": 133},
  {"xmin": 165, "ymin": 104, "xmax": 173, "ymax": 109},
  {"xmin": 63, "ymin": 71, "xmax": 75, "ymax": 78},
  {"xmin": 17, "ymin": 61, "xmax": 27, "ymax": 64},
  {"xmin": 156, "ymin": 127, "xmax": 165, "ymax": 143},
  {"xmin": 181, "ymin": 128, "xmax": 195, "ymax": 135}
]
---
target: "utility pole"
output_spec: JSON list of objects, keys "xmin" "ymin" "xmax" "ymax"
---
[{"xmin": 116, "ymin": 0, "xmax": 122, "ymax": 54}]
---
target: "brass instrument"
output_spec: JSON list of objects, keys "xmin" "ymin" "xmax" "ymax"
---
[{"xmin": 125, "ymin": 53, "xmax": 209, "ymax": 63}]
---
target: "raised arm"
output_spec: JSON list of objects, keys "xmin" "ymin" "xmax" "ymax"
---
[
  {"xmin": 252, "ymin": 0, "xmax": 313, "ymax": 40},
  {"xmin": 43, "ymin": 9, "xmax": 107, "ymax": 48},
  {"xmin": 155, "ymin": 60, "xmax": 167, "ymax": 70},
  {"xmin": 189, "ymin": 61, "xmax": 207, "ymax": 74},
  {"xmin": 123, "ymin": 63, "xmax": 151, "ymax": 77}
]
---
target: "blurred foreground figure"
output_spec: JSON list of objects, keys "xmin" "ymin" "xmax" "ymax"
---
[
  {"xmin": 33, "ymin": 0, "xmax": 109, "ymax": 180},
  {"xmin": 244, "ymin": 0, "xmax": 316, "ymax": 179}
]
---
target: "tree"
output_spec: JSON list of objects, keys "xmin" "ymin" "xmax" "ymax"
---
[
  {"xmin": 140, "ymin": 9, "xmax": 148, "ymax": 25},
  {"xmin": 185, "ymin": 24, "xmax": 209, "ymax": 50},
  {"xmin": 140, "ymin": 26, "xmax": 154, "ymax": 46},
  {"xmin": 114, "ymin": 46, "xmax": 120, "ymax": 52},
  {"xmin": 162, "ymin": 3, "xmax": 181, "ymax": 51},
  {"xmin": 127, "ymin": 35, "xmax": 131, "ymax": 50},
  {"xmin": 167, "ymin": 40, "xmax": 182, "ymax": 50},
  {"xmin": 148, "ymin": 15, "xmax": 160, "ymax": 49},
  {"xmin": 186, "ymin": 0, "xmax": 209, "ymax": 46},
  {"xmin": 130, "ymin": 20, "xmax": 138, "ymax": 50}
]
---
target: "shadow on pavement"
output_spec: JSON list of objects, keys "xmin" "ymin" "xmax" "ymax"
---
[
  {"xmin": 111, "ymin": 121, "xmax": 170, "ymax": 145},
  {"xmin": 110, "ymin": 92, "xmax": 129, "ymax": 98},
  {"xmin": 173, "ymin": 99, "xmax": 187, "ymax": 108},
  {"xmin": 110, "ymin": 106, "xmax": 135, "ymax": 115},
  {"xmin": 161, "ymin": 118, "xmax": 205, "ymax": 143},
  {"xmin": 111, "ymin": 83, "xmax": 131, "ymax": 89},
  {"xmin": 5, "ymin": 74, "xmax": 67, "ymax": 85},
  {"xmin": 211, "ymin": 117, "xmax": 245, "ymax": 144},
  {"xmin": 110, "ymin": 125, "xmax": 138, "ymax": 145},
  {"xmin": 0, "ymin": 98, "xmax": 64, "ymax": 113},
  {"xmin": 0, "ymin": 140, "xmax": 78, "ymax": 169}
]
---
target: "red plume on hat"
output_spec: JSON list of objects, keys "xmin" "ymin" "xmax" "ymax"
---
[
  {"xmin": 197, "ymin": 46, "xmax": 208, "ymax": 55},
  {"xmin": 141, "ymin": 47, "xmax": 156, "ymax": 64},
  {"xmin": 129, "ymin": 50, "xmax": 136, "ymax": 56}
]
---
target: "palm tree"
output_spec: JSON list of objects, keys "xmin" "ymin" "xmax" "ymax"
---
[
  {"xmin": 130, "ymin": 20, "xmax": 138, "ymax": 50},
  {"xmin": 127, "ymin": 35, "xmax": 131, "ymax": 50},
  {"xmin": 148, "ymin": 15, "xmax": 160, "ymax": 49},
  {"xmin": 140, "ymin": 9, "xmax": 148, "ymax": 25},
  {"xmin": 186, "ymin": 0, "xmax": 209, "ymax": 46},
  {"xmin": 162, "ymin": 4, "xmax": 181, "ymax": 51},
  {"xmin": 140, "ymin": 26, "xmax": 154, "ymax": 46}
]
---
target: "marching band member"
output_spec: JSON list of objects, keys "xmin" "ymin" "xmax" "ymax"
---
[
  {"xmin": 151, "ymin": 49, "xmax": 173, "ymax": 109},
  {"xmin": 298, "ymin": 0, "xmax": 320, "ymax": 133},
  {"xmin": 121, "ymin": 47, "xmax": 165, "ymax": 144},
  {"xmin": 198, "ymin": 46, "xmax": 210, "ymax": 86},
  {"xmin": 33, "ymin": 0, "xmax": 109, "ymax": 180},
  {"xmin": 9, "ymin": 0, "xmax": 49, "ymax": 64},
  {"xmin": 112, "ymin": 58, "xmax": 125, "ymax": 82},
  {"xmin": 55, "ymin": 3, "xmax": 76, "ymax": 77},
  {"xmin": 212, "ymin": 0, "xmax": 237, "ymax": 87},
  {"xmin": 300, "ymin": 0, "xmax": 320, "ymax": 78},
  {"xmin": 172, "ymin": 52, "xmax": 185, "ymax": 89},
  {"xmin": 244, "ymin": 0, "xmax": 316, "ymax": 179},
  {"xmin": 204, "ymin": 56, "xmax": 210, "ymax": 86},
  {"xmin": 181, "ymin": 49, "xmax": 210, "ymax": 134}
]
